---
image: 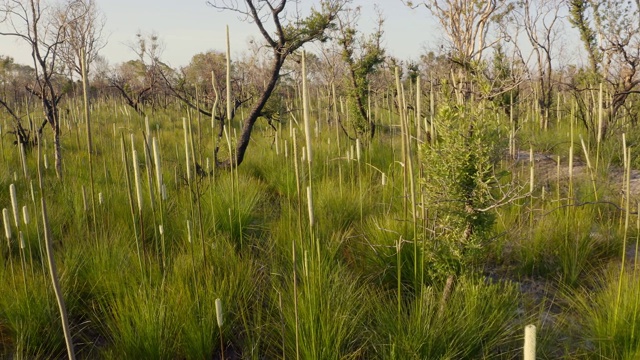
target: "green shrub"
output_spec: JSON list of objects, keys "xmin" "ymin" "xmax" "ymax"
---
[{"xmin": 421, "ymin": 103, "xmax": 507, "ymax": 280}]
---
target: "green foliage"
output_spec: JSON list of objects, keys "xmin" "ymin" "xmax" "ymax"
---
[
  {"xmin": 103, "ymin": 286, "xmax": 180, "ymax": 359},
  {"xmin": 312, "ymin": 175, "xmax": 373, "ymax": 239},
  {"xmin": 169, "ymin": 238, "xmax": 260, "ymax": 359},
  {"xmin": 568, "ymin": 0, "xmax": 601, "ymax": 73},
  {"xmin": 202, "ymin": 173, "xmax": 265, "ymax": 248},
  {"xmin": 273, "ymin": 254, "xmax": 372, "ymax": 359},
  {"xmin": 421, "ymin": 103, "xmax": 501, "ymax": 280},
  {"xmin": 338, "ymin": 10, "xmax": 385, "ymax": 139},
  {"xmin": 284, "ymin": 1, "xmax": 344, "ymax": 50},
  {"xmin": 4, "ymin": 62, "xmax": 640, "ymax": 358},
  {"xmin": 507, "ymin": 204, "xmax": 620, "ymax": 284},
  {"xmin": 490, "ymin": 44, "xmax": 519, "ymax": 113},
  {"xmin": 352, "ymin": 215, "xmax": 418, "ymax": 291}
]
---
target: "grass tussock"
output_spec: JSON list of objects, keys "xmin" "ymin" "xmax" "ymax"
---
[{"xmin": 2, "ymin": 92, "xmax": 639, "ymax": 358}]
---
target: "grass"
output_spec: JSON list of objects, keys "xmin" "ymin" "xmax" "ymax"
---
[
  {"xmin": 273, "ymin": 254, "xmax": 372, "ymax": 359},
  {"xmin": 2, "ymin": 89, "xmax": 640, "ymax": 358},
  {"xmin": 565, "ymin": 268, "xmax": 640, "ymax": 359},
  {"xmin": 504, "ymin": 204, "xmax": 621, "ymax": 284},
  {"xmin": 375, "ymin": 276, "xmax": 521, "ymax": 359},
  {"xmin": 0, "ymin": 267, "xmax": 71, "ymax": 359}
]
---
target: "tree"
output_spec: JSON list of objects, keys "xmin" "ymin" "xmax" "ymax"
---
[
  {"xmin": 407, "ymin": 0, "xmax": 513, "ymax": 68},
  {"xmin": 206, "ymin": 0, "xmax": 348, "ymax": 168},
  {"xmin": 337, "ymin": 6, "xmax": 385, "ymax": 140},
  {"xmin": 488, "ymin": 43, "xmax": 520, "ymax": 116},
  {"xmin": 55, "ymin": 0, "xmax": 105, "ymax": 150},
  {"xmin": 0, "ymin": 56, "xmax": 39, "ymax": 146},
  {"xmin": 406, "ymin": 0, "xmax": 514, "ymax": 99},
  {"xmin": 568, "ymin": 0, "xmax": 640, "ymax": 139},
  {"xmin": 0, "ymin": 55, "xmax": 34, "ymax": 105},
  {"xmin": 568, "ymin": 0, "xmax": 600, "ymax": 74},
  {"xmin": 160, "ymin": 50, "xmax": 250, "ymax": 141},
  {"xmin": 0, "ymin": 0, "xmax": 81, "ymax": 179},
  {"xmin": 421, "ymin": 101, "xmax": 524, "ymax": 289},
  {"xmin": 515, "ymin": 0, "xmax": 562, "ymax": 128},
  {"xmin": 109, "ymin": 32, "xmax": 168, "ymax": 117}
]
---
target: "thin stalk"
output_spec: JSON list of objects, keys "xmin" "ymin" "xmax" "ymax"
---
[
  {"xmin": 3, "ymin": 208, "xmax": 14, "ymax": 278},
  {"xmin": 226, "ymin": 25, "xmax": 232, "ymax": 126},
  {"xmin": 579, "ymin": 135, "xmax": 599, "ymax": 202},
  {"xmin": 142, "ymin": 134, "xmax": 161, "ymax": 271},
  {"xmin": 187, "ymin": 220, "xmax": 200, "ymax": 311},
  {"xmin": 416, "ymin": 75, "xmax": 422, "ymax": 145},
  {"xmin": 595, "ymin": 83, "xmax": 603, "ymax": 173},
  {"xmin": 615, "ymin": 146, "xmax": 632, "ymax": 326},
  {"xmin": 121, "ymin": 134, "xmax": 144, "ymax": 276},
  {"xmin": 81, "ymin": 48, "xmax": 97, "ymax": 234},
  {"xmin": 37, "ymin": 134, "xmax": 75, "ymax": 360},
  {"xmin": 293, "ymin": 132, "xmax": 303, "ymax": 243}
]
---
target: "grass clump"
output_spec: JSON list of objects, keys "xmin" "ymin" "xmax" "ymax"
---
[
  {"xmin": 566, "ymin": 268, "xmax": 640, "ymax": 358},
  {"xmin": 375, "ymin": 276, "xmax": 520, "ymax": 359},
  {"xmin": 505, "ymin": 202, "xmax": 620, "ymax": 285},
  {"xmin": 169, "ymin": 235, "xmax": 261, "ymax": 359},
  {"xmin": 202, "ymin": 173, "xmax": 265, "ymax": 249},
  {"xmin": 272, "ymin": 254, "xmax": 372, "ymax": 359},
  {"xmin": 0, "ymin": 270, "xmax": 69, "ymax": 359},
  {"xmin": 102, "ymin": 286, "xmax": 179, "ymax": 360}
]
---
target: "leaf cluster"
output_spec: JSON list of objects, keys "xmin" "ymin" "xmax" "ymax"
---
[
  {"xmin": 337, "ymin": 7, "xmax": 385, "ymax": 138},
  {"xmin": 421, "ymin": 104, "xmax": 500, "ymax": 278}
]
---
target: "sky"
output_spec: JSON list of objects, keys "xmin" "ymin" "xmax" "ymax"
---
[{"xmin": 0, "ymin": 0, "xmax": 441, "ymax": 68}]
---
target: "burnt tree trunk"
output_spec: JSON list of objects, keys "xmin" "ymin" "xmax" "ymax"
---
[{"xmin": 217, "ymin": 54, "xmax": 285, "ymax": 168}]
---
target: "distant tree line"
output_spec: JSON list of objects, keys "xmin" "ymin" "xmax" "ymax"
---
[{"xmin": 2, "ymin": 0, "xmax": 640, "ymax": 172}]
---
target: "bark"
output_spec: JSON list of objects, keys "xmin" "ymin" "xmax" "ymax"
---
[{"xmin": 217, "ymin": 54, "xmax": 285, "ymax": 168}]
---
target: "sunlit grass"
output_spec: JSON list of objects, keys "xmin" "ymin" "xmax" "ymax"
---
[{"xmin": 2, "ymin": 91, "xmax": 639, "ymax": 358}]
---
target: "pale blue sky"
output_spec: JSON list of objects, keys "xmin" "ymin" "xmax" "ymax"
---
[{"xmin": 0, "ymin": 0, "xmax": 440, "ymax": 67}]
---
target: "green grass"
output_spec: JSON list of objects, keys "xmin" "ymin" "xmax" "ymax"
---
[
  {"xmin": 272, "ymin": 251, "xmax": 373, "ymax": 359},
  {"xmin": 375, "ymin": 276, "xmax": 521, "ymax": 359},
  {"xmin": 565, "ymin": 268, "xmax": 640, "ymax": 359},
  {"xmin": 1, "ymin": 92, "xmax": 639, "ymax": 358},
  {"xmin": 0, "ymin": 268, "xmax": 71, "ymax": 359},
  {"xmin": 506, "ymin": 204, "xmax": 620, "ymax": 284}
]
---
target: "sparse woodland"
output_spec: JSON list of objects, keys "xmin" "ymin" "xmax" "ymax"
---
[{"xmin": 2, "ymin": 0, "xmax": 640, "ymax": 358}]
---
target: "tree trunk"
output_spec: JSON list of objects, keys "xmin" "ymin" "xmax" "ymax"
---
[
  {"xmin": 218, "ymin": 55, "xmax": 284, "ymax": 168},
  {"xmin": 53, "ymin": 122, "xmax": 62, "ymax": 179},
  {"xmin": 81, "ymin": 50, "xmax": 92, "ymax": 152},
  {"xmin": 42, "ymin": 97, "xmax": 62, "ymax": 179}
]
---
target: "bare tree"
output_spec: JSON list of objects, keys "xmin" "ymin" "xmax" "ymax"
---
[
  {"xmin": 568, "ymin": 0, "xmax": 640, "ymax": 138},
  {"xmin": 515, "ymin": 0, "xmax": 563, "ymax": 128},
  {"xmin": 406, "ymin": 0, "xmax": 514, "ymax": 70},
  {"xmin": 206, "ymin": 0, "xmax": 348, "ymax": 168},
  {"xmin": 0, "ymin": 55, "xmax": 40, "ymax": 144},
  {"xmin": 55, "ymin": 0, "xmax": 105, "ymax": 150},
  {"xmin": 54, "ymin": 0, "xmax": 105, "ymax": 229},
  {"xmin": 159, "ymin": 50, "xmax": 248, "ymax": 134},
  {"xmin": 0, "ymin": 0, "xmax": 80, "ymax": 179},
  {"xmin": 109, "ymin": 32, "xmax": 166, "ymax": 117}
]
